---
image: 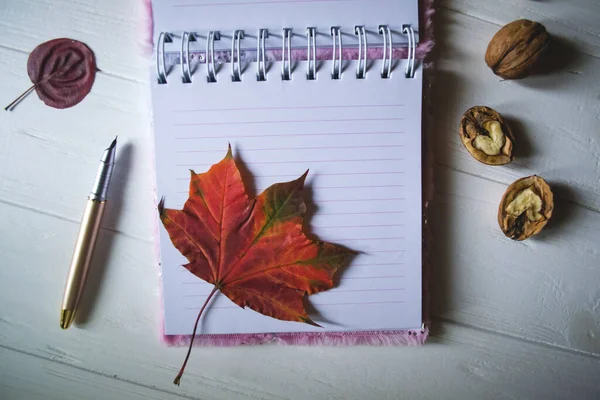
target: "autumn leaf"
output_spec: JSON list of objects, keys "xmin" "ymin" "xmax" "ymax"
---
[
  {"xmin": 5, "ymin": 38, "xmax": 96, "ymax": 111},
  {"xmin": 159, "ymin": 146, "xmax": 355, "ymax": 385}
]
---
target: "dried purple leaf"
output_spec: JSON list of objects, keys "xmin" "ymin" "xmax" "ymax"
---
[{"xmin": 5, "ymin": 38, "xmax": 96, "ymax": 111}]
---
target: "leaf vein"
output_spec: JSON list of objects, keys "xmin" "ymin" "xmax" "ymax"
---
[
  {"xmin": 191, "ymin": 178, "xmax": 219, "ymax": 224},
  {"xmin": 227, "ymin": 260, "xmax": 304, "ymax": 286},
  {"xmin": 227, "ymin": 251, "xmax": 345, "ymax": 285},
  {"xmin": 163, "ymin": 213, "xmax": 215, "ymax": 274},
  {"xmin": 216, "ymin": 166, "xmax": 229, "ymax": 282},
  {"xmin": 222, "ymin": 185, "xmax": 300, "ymax": 282},
  {"xmin": 230, "ymin": 287, "xmax": 302, "ymax": 318}
]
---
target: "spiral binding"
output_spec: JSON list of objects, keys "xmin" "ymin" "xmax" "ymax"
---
[
  {"xmin": 231, "ymin": 30, "xmax": 245, "ymax": 82},
  {"xmin": 330, "ymin": 26, "xmax": 342, "ymax": 80},
  {"xmin": 378, "ymin": 25, "xmax": 392, "ymax": 79},
  {"xmin": 206, "ymin": 31, "xmax": 220, "ymax": 83},
  {"xmin": 403, "ymin": 24, "xmax": 416, "ymax": 79},
  {"xmin": 257, "ymin": 29, "xmax": 269, "ymax": 81},
  {"xmin": 181, "ymin": 32, "xmax": 195, "ymax": 83},
  {"xmin": 282, "ymin": 28, "xmax": 293, "ymax": 81},
  {"xmin": 354, "ymin": 25, "xmax": 367, "ymax": 79},
  {"xmin": 156, "ymin": 32, "xmax": 172, "ymax": 84},
  {"xmin": 306, "ymin": 27, "xmax": 317, "ymax": 80},
  {"xmin": 156, "ymin": 25, "xmax": 417, "ymax": 84}
]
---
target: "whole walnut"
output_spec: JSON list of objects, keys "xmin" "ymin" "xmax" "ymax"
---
[{"xmin": 485, "ymin": 19, "xmax": 551, "ymax": 79}]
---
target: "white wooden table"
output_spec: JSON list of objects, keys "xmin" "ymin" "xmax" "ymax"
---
[{"xmin": 1, "ymin": 1, "xmax": 599, "ymax": 399}]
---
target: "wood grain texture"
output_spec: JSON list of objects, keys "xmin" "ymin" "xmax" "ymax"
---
[
  {"xmin": 0, "ymin": 346, "xmax": 182, "ymax": 400},
  {"xmin": 429, "ymin": 9, "xmax": 600, "ymax": 212},
  {"xmin": 0, "ymin": 0, "xmax": 152, "ymax": 81},
  {"xmin": 2, "ymin": 320, "xmax": 600, "ymax": 400},
  {"xmin": 440, "ymin": 0, "xmax": 600, "ymax": 59},
  {"xmin": 0, "ymin": 0, "xmax": 599, "ymax": 398}
]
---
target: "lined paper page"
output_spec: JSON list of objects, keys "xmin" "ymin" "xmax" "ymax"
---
[{"xmin": 150, "ymin": 0, "xmax": 422, "ymax": 335}]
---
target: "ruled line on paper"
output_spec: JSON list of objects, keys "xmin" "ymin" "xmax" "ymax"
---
[
  {"xmin": 165, "ymin": 209, "xmax": 407, "ymax": 216},
  {"xmin": 301, "ymin": 224, "xmax": 405, "ymax": 229},
  {"xmin": 257, "ymin": 184, "xmax": 406, "ymax": 191},
  {"xmin": 351, "ymin": 262, "xmax": 406, "ymax": 267},
  {"xmin": 182, "ymin": 288, "xmax": 406, "ymax": 297},
  {"xmin": 177, "ymin": 262, "xmax": 406, "ymax": 273},
  {"xmin": 183, "ymin": 300, "xmax": 406, "ymax": 310},
  {"xmin": 329, "ymin": 237, "xmax": 405, "ymax": 241},
  {"xmin": 176, "ymin": 171, "xmax": 406, "ymax": 180},
  {"xmin": 175, "ymin": 144, "xmax": 405, "ymax": 153},
  {"xmin": 317, "ymin": 210, "xmax": 406, "ymax": 216},
  {"xmin": 173, "ymin": 117, "xmax": 404, "ymax": 127},
  {"xmin": 331, "ymin": 288, "xmax": 407, "ymax": 293},
  {"xmin": 307, "ymin": 197, "xmax": 405, "ymax": 203},
  {"xmin": 182, "ymin": 275, "xmax": 406, "ymax": 284},
  {"xmin": 177, "ymin": 158, "xmax": 405, "ymax": 167},
  {"xmin": 315, "ymin": 300, "xmax": 406, "ymax": 306},
  {"xmin": 175, "ymin": 131, "xmax": 405, "ymax": 140},
  {"xmin": 170, "ymin": 197, "xmax": 405, "ymax": 208},
  {"xmin": 341, "ymin": 275, "xmax": 406, "ymax": 280},
  {"xmin": 168, "ymin": 221, "xmax": 406, "ymax": 231},
  {"xmin": 243, "ymin": 171, "xmax": 406, "ymax": 177},
  {"xmin": 172, "ymin": 104, "xmax": 405, "ymax": 113},
  {"xmin": 173, "ymin": 0, "xmax": 355, "ymax": 9},
  {"xmin": 176, "ymin": 185, "xmax": 406, "ymax": 194}
]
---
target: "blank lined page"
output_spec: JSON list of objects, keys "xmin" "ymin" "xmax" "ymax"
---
[{"xmin": 150, "ymin": 0, "xmax": 422, "ymax": 335}]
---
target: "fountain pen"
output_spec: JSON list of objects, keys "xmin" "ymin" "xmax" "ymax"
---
[{"xmin": 60, "ymin": 137, "xmax": 117, "ymax": 329}]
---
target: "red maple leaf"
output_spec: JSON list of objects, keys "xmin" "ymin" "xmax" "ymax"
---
[{"xmin": 159, "ymin": 146, "xmax": 355, "ymax": 385}]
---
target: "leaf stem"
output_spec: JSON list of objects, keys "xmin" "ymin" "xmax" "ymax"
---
[
  {"xmin": 4, "ymin": 84, "xmax": 37, "ymax": 111},
  {"xmin": 173, "ymin": 285, "xmax": 219, "ymax": 386}
]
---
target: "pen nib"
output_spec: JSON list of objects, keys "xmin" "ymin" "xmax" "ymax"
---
[{"xmin": 109, "ymin": 136, "xmax": 117, "ymax": 151}]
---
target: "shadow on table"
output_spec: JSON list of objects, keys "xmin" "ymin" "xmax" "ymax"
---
[
  {"xmin": 75, "ymin": 142, "xmax": 133, "ymax": 326},
  {"xmin": 422, "ymin": 10, "xmax": 468, "ymax": 339},
  {"xmin": 515, "ymin": 35, "xmax": 584, "ymax": 91},
  {"xmin": 501, "ymin": 115, "xmax": 535, "ymax": 164},
  {"xmin": 534, "ymin": 181, "xmax": 578, "ymax": 240}
]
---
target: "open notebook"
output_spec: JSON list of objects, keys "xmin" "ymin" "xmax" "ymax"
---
[{"xmin": 148, "ymin": 0, "xmax": 430, "ymax": 345}]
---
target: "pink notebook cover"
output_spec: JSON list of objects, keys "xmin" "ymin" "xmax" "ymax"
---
[{"xmin": 144, "ymin": 0, "xmax": 436, "ymax": 347}]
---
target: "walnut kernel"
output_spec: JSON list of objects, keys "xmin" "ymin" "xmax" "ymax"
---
[
  {"xmin": 498, "ymin": 176, "xmax": 554, "ymax": 241},
  {"xmin": 459, "ymin": 106, "xmax": 514, "ymax": 165}
]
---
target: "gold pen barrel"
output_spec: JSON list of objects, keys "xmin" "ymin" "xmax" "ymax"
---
[{"xmin": 60, "ymin": 199, "xmax": 106, "ymax": 328}]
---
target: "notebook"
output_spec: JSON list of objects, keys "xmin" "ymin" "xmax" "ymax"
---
[{"xmin": 148, "ymin": 0, "xmax": 431, "ymax": 345}]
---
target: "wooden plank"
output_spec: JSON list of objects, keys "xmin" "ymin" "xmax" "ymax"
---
[
  {"xmin": 429, "ymin": 165, "xmax": 600, "ymax": 356},
  {"xmin": 0, "ymin": 46, "xmax": 156, "ymax": 241},
  {"xmin": 0, "ymin": 346, "xmax": 186, "ymax": 400},
  {"xmin": 0, "ymin": 0, "xmax": 152, "ymax": 81},
  {"xmin": 1, "ymin": 320, "xmax": 599, "ymax": 399},
  {"xmin": 440, "ymin": 0, "xmax": 600, "ymax": 59},
  {"xmin": 427, "ymin": 9, "xmax": 600, "ymax": 212}
]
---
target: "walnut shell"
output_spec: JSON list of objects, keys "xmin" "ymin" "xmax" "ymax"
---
[
  {"xmin": 459, "ymin": 106, "xmax": 514, "ymax": 165},
  {"xmin": 498, "ymin": 176, "xmax": 554, "ymax": 241},
  {"xmin": 485, "ymin": 19, "xmax": 551, "ymax": 79}
]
